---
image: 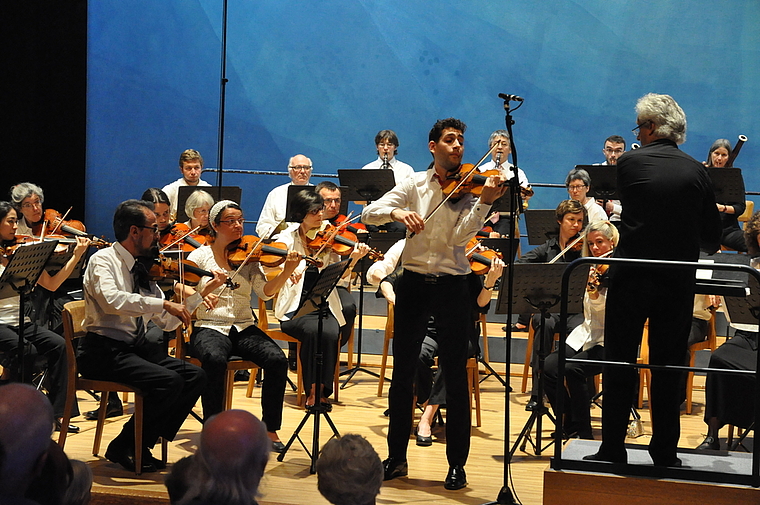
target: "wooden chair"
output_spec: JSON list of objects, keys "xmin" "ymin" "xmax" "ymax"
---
[
  {"xmin": 720, "ymin": 200, "xmax": 754, "ymax": 252},
  {"xmin": 685, "ymin": 308, "xmax": 718, "ymax": 414},
  {"xmin": 467, "ymin": 356, "xmax": 482, "ymax": 427},
  {"xmin": 173, "ymin": 325, "xmax": 259, "ymax": 411},
  {"xmin": 377, "ymin": 301, "xmax": 394, "ymax": 397},
  {"xmin": 58, "ymin": 300, "xmax": 166, "ymax": 475}
]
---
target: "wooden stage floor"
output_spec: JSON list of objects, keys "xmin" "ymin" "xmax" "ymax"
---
[{"xmin": 58, "ymin": 350, "xmax": 759, "ymax": 505}]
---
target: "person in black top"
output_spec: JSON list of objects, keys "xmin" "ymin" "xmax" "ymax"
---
[
  {"xmin": 704, "ymin": 138, "xmax": 747, "ymax": 252},
  {"xmin": 586, "ymin": 93, "xmax": 721, "ymax": 467}
]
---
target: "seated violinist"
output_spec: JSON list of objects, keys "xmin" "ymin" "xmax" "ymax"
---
[
  {"xmin": 273, "ymin": 189, "xmax": 369, "ymax": 409},
  {"xmin": 182, "ymin": 189, "xmax": 214, "ymax": 241},
  {"xmin": 141, "ymin": 188, "xmax": 173, "ymax": 237},
  {"xmin": 543, "ymin": 220, "xmax": 618, "ymax": 439},
  {"xmin": 180, "ymin": 200, "xmax": 296, "ymax": 453},
  {"xmin": 0, "ymin": 200, "xmax": 90, "ymax": 433}
]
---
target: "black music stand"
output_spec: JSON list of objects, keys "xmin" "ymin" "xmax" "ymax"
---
[
  {"xmin": 284, "ymin": 186, "xmax": 349, "ymax": 221},
  {"xmin": 524, "ymin": 210, "xmax": 558, "ymax": 245},
  {"xmin": 337, "ymin": 169, "xmax": 396, "ymax": 203},
  {"xmin": 277, "ymin": 259, "xmax": 351, "ymax": 473},
  {"xmin": 176, "ymin": 185, "xmax": 242, "ymax": 222},
  {"xmin": 0, "ymin": 240, "xmax": 59, "ymax": 380},
  {"xmin": 576, "ymin": 165, "xmax": 619, "ymax": 202},
  {"xmin": 494, "ymin": 263, "xmax": 585, "ymax": 458},
  {"xmin": 708, "ymin": 168, "xmax": 746, "ymax": 204}
]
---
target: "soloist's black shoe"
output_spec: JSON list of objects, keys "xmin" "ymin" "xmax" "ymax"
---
[
  {"xmin": 382, "ymin": 457, "xmax": 408, "ymax": 481},
  {"xmin": 583, "ymin": 450, "xmax": 627, "ymax": 464},
  {"xmin": 444, "ymin": 465, "xmax": 467, "ymax": 490}
]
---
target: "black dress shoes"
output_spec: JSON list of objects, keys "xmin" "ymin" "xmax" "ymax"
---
[
  {"xmin": 55, "ymin": 418, "xmax": 80, "ymax": 433},
  {"xmin": 271, "ymin": 441, "xmax": 286, "ymax": 453},
  {"xmin": 84, "ymin": 403, "xmax": 123, "ymax": 421},
  {"xmin": 415, "ymin": 428, "xmax": 432, "ymax": 447},
  {"xmin": 105, "ymin": 440, "xmax": 157, "ymax": 473},
  {"xmin": 525, "ymin": 397, "xmax": 539, "ymax": 412},
  {"xmin": 444, "ymin": 465, "xmax": 467, "ymax": 490},
  {"xmin": 382, "ymin": 457, "xmax": 408, "ymax": 481},
  {"xmin": 582, "ymin": 450, "xmax": 627, "ymax": 464},
  {"xmin": 143, "ymin": 447, "xmax": 166, "ymax": 470},
  {"xmin": 696, "ymin": 436, "xmax": 720, "ymax": 450}
]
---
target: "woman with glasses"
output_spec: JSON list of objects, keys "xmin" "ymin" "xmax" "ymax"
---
[
  {"xmin": 274, "ymin": 189, "xmax": 369, "ymax": 410},
  {"xmin": 565, "ymin": 168, "xmax": 607, "ymax": 224},
  {"xmin": 182, "ymin": 200, "xmax": 298, "ymax": 453},
  {"xmin": 183, "ymin": 189, "xmax": 214, "ymax": 240},
  {"xmin": 704, "ymin": 138, "xmax": 747, "ymax": 252}
]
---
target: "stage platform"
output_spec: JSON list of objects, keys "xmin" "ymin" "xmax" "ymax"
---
[{"xmin": 544, "ymin": 439, "xmax": 760, "ymax": 505}]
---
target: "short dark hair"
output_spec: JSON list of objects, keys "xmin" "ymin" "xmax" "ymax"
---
[
  {"xmin": 374, "ymin": 130, "xmax": 398, "ymax": 147},
  {"xmin": 0, "ymin": 201, "xmax": 15, "ymax": 224},
  {"xmin": 428, "ymin": 118, "xmax": 466, "ymax": 143},
  {"xmin": 555, "ymin": 199, "xmax": 588, "ymax": 224},
  {"xmin": 317, "ymin": 434, "xmax": 383, "ymax": 505},
  {"xmin": 290, "ymin": 189, "xmax": 324, "ymax": 223},
  {"xmin": 113, "ymin": 199, "xmax": 154, "ymax": 241},
  {"xmin": 315, "ymin": 181, "xmax": 340, "ymax": 194},
  {"xmin": 604, "ymin": 135, "xmax": 626, "ymax": 146},
  {"xmin": 141, "ymin": 188, "xmax": 170, "ymax": 206},
  {"xmin": 745, "ymin": 211, "xmax": 760, "ymax": 256}
]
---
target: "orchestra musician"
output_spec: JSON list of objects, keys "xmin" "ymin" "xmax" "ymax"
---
[
  {"xmin": 161, "ymin": 149, "xmax": 212, "ymax": 219},
  {"xmin": 141, "ymin": 188, "xmax": 173, "ymax": 236},
  {"xmin": 543, "ymin": 220, "xmax": 618, "ymax": 440},
  {"xmin": 586, "ymin": 93, "xmax": 721, "ymax": 467},
  {"xmin": 255, "ymin": 154, "xmax": 314, "ymax": 239},
  {"xmin": 181, "ymin": 200, "xmax": 297, "ymax": 453},
  {"xmin": 704, "ymin": 138, "xmax": 747, "ymax": 252},
  {"xmin": 478, "ymin": 129, "xmax": 532, "ymax": 237},
  {"xmin": 594, "ymin": 135, "xmax": 626, "ymax": 222},
  {"xmin": 77, "ymin": 199, "xmax": 211, "ymax": 473},
  {"xmin": 0, "ymin": 201, "xmax": 90, "ymax": 434},
  {"xmin": 565, "ymin": 168, "xmax": 607, "ymax": 224},
  {"xmin": 515, "ymin": 199, "xmax": 586, "ymax": 410},
  {"xmin": 182, "ymin": 189, "xmax": 214, "ymax": 239},
  {"xmin": 362, "ymin": 117, "xmax": 507, "ymax": 490},
  {"xmin": 274, "ymin": 189, "xmax": 369, "ymax": 410}
]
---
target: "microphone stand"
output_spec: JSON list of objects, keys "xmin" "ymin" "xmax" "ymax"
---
[{"xmin": 482, "ymin": 94, "xmax": 523, "ymax": 505}]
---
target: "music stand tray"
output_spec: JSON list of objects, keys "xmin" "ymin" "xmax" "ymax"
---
[
  {"xmin": 708, "ymin": 168, "xmax": 745, "ymax": 204},
  {"xmin": 524, "ymin": 210, "xmax": 558, "ymax": 246},
  {"xmin": 338, "ymin": 169, "xmax": 396, "ymax": 203},
  {"xmin": 575, "ymin": 165, "xmax": 618, "ymax": 200},
  {"xmin": 176, "ymin": 186, "xmax": 242, "ymax": 222}
]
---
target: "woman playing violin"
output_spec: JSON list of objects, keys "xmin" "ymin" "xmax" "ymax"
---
[
  {"xmin": 182, "ymin": 189, "xmax": 214, "ymax": 239},
  {"xmin": 274, "ymin": 189, "xmax": 370, "ymax": 409},
  {"xmin": 10, "ymin": 182, "xmax": 47, "ymax": 236},
  {"xmin": 180, "ymin": 200, "xmax": 299, "ymax": 453},
  {"xmin": 141, "ymin": 188, "xmax": 173, "ymax": 235},
  {"xmin": 542, "ymin": 220, "xmax": 618, "ymax": 440},
  {"xmin": 0, "ymin": 201, "xmax": 91, "ymax": 432}
]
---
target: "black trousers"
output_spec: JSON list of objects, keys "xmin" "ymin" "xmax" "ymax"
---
[
  {"xmin": 190, "ymin": 325, "xmax": 287, "ymax": 430},
  {"xmin": 528, "ymin": 312, "xmax": 583, "ymax": 397},
  {"xmin": 601, "ymin": 269, "xmax": 692, "ymax": 464},
  {"xmin": 0, "ymin": 322, "xmax": 73, "ymax": 418},
  {"xmin": 280, "ymin": 310, "xmax": 340, "ymax": 398},
  {"xmin": 388, "ymin": 270, "xmax": 471, "ymax": 467},
  {"xmin": 77, "ymin": 333, "xmax": 206, "ymax": 448}
]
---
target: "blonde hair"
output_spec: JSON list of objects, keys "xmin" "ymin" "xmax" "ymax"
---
[{"xmin": 581, "ymin": 220, "xmax": 619, "ymax": 257}]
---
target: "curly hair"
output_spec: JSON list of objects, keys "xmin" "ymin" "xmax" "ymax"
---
[
  {"xmin": 744, "ymin": 211, "xmax": 760, "ymax": 256},
  {"xmin": 635, "ymin": 93, "xmax": 687, "ymax": 145}
]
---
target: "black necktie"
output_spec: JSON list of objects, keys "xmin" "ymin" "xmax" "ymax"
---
[{"xmin": 131, "ymin": 263, "xmax": 148, "ymax": 345}]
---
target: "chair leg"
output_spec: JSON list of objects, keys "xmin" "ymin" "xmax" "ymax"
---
[
  {"xmin": 521, "ymin": 326, "xmax": 534, "ymax": 394},
  {"xmin": 245, "ymin": 368, "xmax": 256, "ymax": 398},
  {"xmin": 377, "ymin": 333, "xmax": 391, "ymax": 397},
  {"xmin": 224, "ymin": 369, "xmax": 235, "ymax": 411},
  {"xmin": 92, "ymin": 393, "xmax": 110, "ymax": 456},
  {"xmin": 685, "ymin": 353, "xmax": 696, "ymax": 414}
]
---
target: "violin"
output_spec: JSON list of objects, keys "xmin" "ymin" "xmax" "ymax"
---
[
  {"xmin": 148, "ymin": 255, "xmax": 238, "ymax": 289},
  {"xmin": 37, "ymin": 208, "xmax": 111, "ymax": 248},
  {"xmin": 1, "ymin": 234, "xmax": 79, "ymax": 257},
  {"xmin": 159, "ymin": 223, "xmax": 207, "ymax": 252},
  {"xmin": 465, "ymin": 237, "xmax": 503, "ymax": 276},
  {"xmin": 587, "ymin": 264, "xmax": 610, "ymax": 294},
  {"xmin": 227, "ymin": 235, "xmax": 322, "ymax": 268},
  {"xmin": 307, "ymin": 223, "xmax": 384, "ymax": 261},
  {"xmin": 440, "ymin": 165, "xmax": 503, "ymax": 199},
  {"xmin": 332, "ymin": 214, "xmax": 367, "ymax": 235}
]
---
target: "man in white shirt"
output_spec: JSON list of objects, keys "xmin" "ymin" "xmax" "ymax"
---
[
  {"xmin": 77, "ymin": 199, "xmax": 217, "ymax": 473},
  {"xmin": 255, "ymin": 154, "xmax": 313, "ymax": 239},
  {"xmin": 478, "ymin": 130, "xmax": 532, "ymax": 237},
  {"xmin": 594, "ymin": 135, "xmax": 626, "ymax": 221},
  {"xmin": 363, "ymin": 118, "xmax": 506, "ymax": 490},
  {"xmin": 162, "ymin": 149, "xmax": 212, "ymax": 219}
]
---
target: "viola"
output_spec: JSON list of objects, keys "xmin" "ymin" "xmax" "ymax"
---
[
  {"xmin": 34, "ymin": 208, "xmax": 111, "ymax": 248},
  {"xmin": 307, "ymin": 223, "xmax": 384, "ymax": 261},
  {"xmin": 587, "ymin": 263, "xmax": 610, "ymax": 294},
  {"xmin": 227, "ymin": 235, "xmax": 322, "ymax": 268},
  {"xmin": 148, "ymin": 255, "xmax": 237, "ymax": 289},
  {"xmin": 159, "ymin": 223, "xmax": 207, "ymax": 252},
  {"xmin": 332, "ymin": 214, "xmax": 367, "ymax": 235},
  {"xmin": 465, "ymin": 237, "xmax": 503, "ymax": 276}
]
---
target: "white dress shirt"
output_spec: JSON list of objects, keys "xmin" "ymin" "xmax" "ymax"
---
[
  {"xmin": 255, "ymin": 182, "xmax": 313, "ymax": 239},
  {"xmin": 162, "ymin": 177, "xmax": 212, "ymax": 218},
  {"xmin": 366, "ymin": 239, "xmax": 405, "ymax": 285},
  {"xmin": 361, "ymin": 157, "xmax": 416, "ymax": 185},
  {"xmin": 84, "ymin": 242, "xmax": 201, "ymax": 343},
  {"xmin": 362, "ymin": 169, "xmax": 492, "ymax": 276},
  {"xmin": 584, "ymin": 198, "xmax": 608, "ymax": 224},
  {"xmin": 565, "ymin": 284, "xmax": 607, "ymax": 352},
  {"xmin": 479, "ymin": 160, "xmax": 529, "ymax": 188}
]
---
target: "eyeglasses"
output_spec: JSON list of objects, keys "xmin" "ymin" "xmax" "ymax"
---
[
  {"xmin": 632, "ymin": 120, "xmax": 651, "ymax": 134},
  {"xmin": 308, "ymin": 208, "xmax": 323, "ymax": 216},
  {"xmin": 567, "ymin": 184, "xmax": 587, "ymax": 191},
  {"xmin": 136, "ymin": 225, "xmax": 160, "ymax": 234},
  {"xmin": 219, "ymin": 218, "xmax": 245, "ymax": 226},
  {"xmin": 21, "ymin": 200, "xmax": 42, "ymax": 210},
  {"xmin": 289, "ymin": 165, "xmax": 312, "ymax": 171},
  {"xmin": 323, "ymin": 198, "xmax": 341, "ymax": 205},
  {"xmin": 603, "ymin": 148, "xmax": 624, "ymax": 155}
]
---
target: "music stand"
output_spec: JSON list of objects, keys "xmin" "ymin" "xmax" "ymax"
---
[
  {"xmin": 337, "ymin": 169, "xmax": 396, "ymax": 203},
  {"xmin": 277, "ymin": 259, "xmax": 351, "ymax": 473},
  {"xmin": 0, "ymin": 240, "xmax": 59, "ymax": 380},
  {"xmin": 576, "ymin": 165, "xmax": 619, "ymax": 201},
  {"xmin": 708, "ymin": 168, "xmax": 746, "ymax": 204},
  {"xmin": 176, "ymin": 185, "xmax": 242, "ymax": 222},
  {"xmin": 494, "ymin": 263, "xmax": 585, "ymax": 458},
  {"xmin": 524, "ymin": 210, "xmax": 558, "ymax": 246}
]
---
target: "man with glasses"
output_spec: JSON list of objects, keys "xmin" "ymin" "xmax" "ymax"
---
[
  {"xmin": 78, "ymin": 199, "xmax": 215, "ymax": 473},
  {"xmin": 255, "ymin": 154, "xmax": 314, "ymax": 238},
  {"xmin": 162, "ymin": 149, "xmax": 212, "ymax": 220},
  {"xmin": 593, "ymin": 135, "xmax": 626, "ymax": 221},
  {"xmin": 585, "ymin": 94, "xmax": 721, "ymax": 467}
]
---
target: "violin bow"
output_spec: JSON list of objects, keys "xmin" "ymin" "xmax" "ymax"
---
[
  {"xmin": 48, "ymin": 207, "xmax": 74, "ymax": 236},
  {"xmin": 408, "ymin": 143, "xmax": 497, "ymax": 239},
  {"xmin": 159, "ymin": 225, "xmax": 202, "ymax": 253},
  {"xmin": 547, "ymin": 234, "xmax": 584, "ymax": 264}
]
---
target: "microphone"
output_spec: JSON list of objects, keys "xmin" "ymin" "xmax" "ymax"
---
[
  {"xmin": 498, "ymin": 93, "xmax": 524, "ymax": 102},
  {"xmin": 495, "ymin": 152, "xmax": 502, "ymax": 167},
  {"xmin": 631, "ymin": 143, "xmax": 640, "ymax": 150}
]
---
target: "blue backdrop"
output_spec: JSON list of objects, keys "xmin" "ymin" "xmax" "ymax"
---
[{"xmin": 87, "ymin": 0, "xmax": 760, "ymax": 239}]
